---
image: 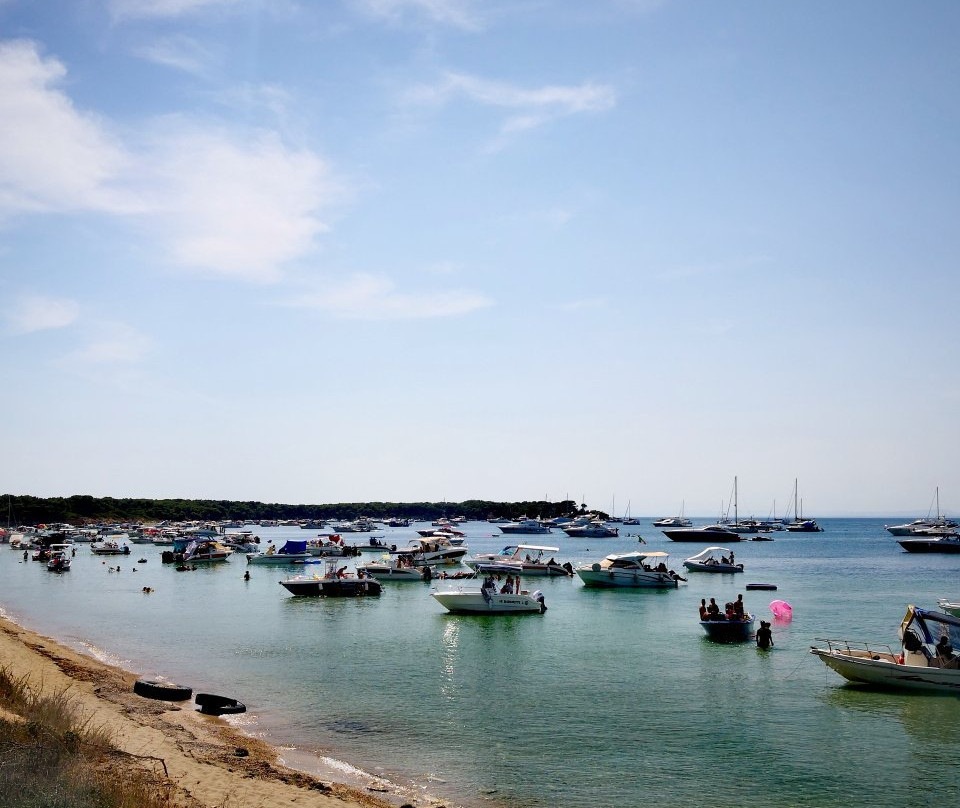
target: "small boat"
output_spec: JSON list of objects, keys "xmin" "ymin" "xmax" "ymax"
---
[
  {"xmin": 653, "ymin": 502, "xmax": 691, "ymax": 528},
  {"xmin": 46, "ymin": 550, "xmax": 71, "ymax": 572},
  {"xmin": 562, "ymin": 521, "xmax": 619, "ymax": 538},
  {"xmin": 390, "ymin": 536, "xmax": 468, "ymax": 566},
  {"xmin": 700, "ymin": 614, "xmax": 755, "ymax": 643},
  {"xmin": 431, "ymin": 581, "xmax": 546, "ymax": 614},
  {"xmin": 181, "ymin": 539, "xmax": 233, "ymax": 563},
  {"xmin": 784, "ymin": 479, "xmax": 823, "ymax": 532},
  {"xmin": 357, "ymin": 554, "xmax": 433, "ymax": 581},
  {"xmin": 683, "ymin": 546, "xmax": 744, "ymax": 573},
  {"xmin": 498, "ymin": 519, "xmax": 551, "ymax": 535},
  {"xmin": 745, "ymin": 583, "xmax": 777, "ymax": 591},
  {"xmin": 810, "ymin": 605, "xmax": 960, "ymax": 692},
  {"xmin": 246, "ymin": 539, "xmax": 312, "ymax": 565},
  {"xmin": 885, "ymin": 488, "xmax": 957, "ymax": 536},
  {"xmin": 466, "ymin": 545, "xmax": 572, "ymax": 577},
  {"xmin": 279, "ymin": 560, "xmax": 382, "ymax": 597},
  {"xmin": 306, "ymin": 536, "xmax": 360, "ymax": 557},
  {"xmin": 662, "ymin": 525, "xmax": 742, "ymax": 543},
  {"xmin": 575, "ymin": 550, "xmax": 683, "ymax": 589},
  {"xmin": 938, "ymin": 599, "xmax": 960, "ymax": 618},
  {"xmin": 90, "ymin": 540, "xmax": 131, "ymax": 555}
]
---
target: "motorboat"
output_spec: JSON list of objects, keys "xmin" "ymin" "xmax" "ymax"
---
[
  {"xmin": 390, "ymin": 536, "xmax": 468, "ymax": 566},
  {"xmin": 246, "ymin": 539, "xmax": 312, "ymax": 565},
  {"xmin": 497, "ymin": 519, "xmax": 551, "ymax": 535},
  {"xmin": 46, "ymin": 549, "xmax": 71, "ymax": 572},
  {"xmin": 562, "ymin": 521, "xmax": 619, "ymax": 538},
  {"xmin": 306, "ymin": 536, "xmax": 360, "ymax": 557},
  {"xmin": 938, "ymin": 599, "xmax": 960, "ymax": 618},
  {"xmin": 897, "ymin": 534, "xmax": 960, "ymax": 553},
  {"xmin": 683, "ymin": 547, "xmax": 744, "ymax": 573},
  {"xmin": 784, "ymin": 479, "xmax": 823, "ymax": 532},
  {"xmin": 653, "ymin": 516, "xmax": 693, "ymax": 527},
  {"xmin": 700, "ymin": 614, "xmax": 755, "ymax": 643},
  {"xmin": 180, "ymin": 539, "xmax": 233, "ymax": 563},
  {"xmin": 90, "ymin": 540, "xmax": 131, "ymax": 555},
  {"xmin": 662, "ymin": 525, "xmax": 742, "ymax": 543},
  {"xmin": 885, "ymin": 488, "xmax": 957, "ymax": 536},
  {"xmin": 357, "ymin": 554, "xmax": 433, "ymax": 581},
  {"xmin": 431, "ymin": 580, "xmax": 547, "ymax": 614},
  {"xmin": 466, "ymin": 545, "xmax": 573, "ymax": 577},
  {"xmin": 279, "ymin": 560, "xmax": 382, "ymax": 597},
  {"xmin": 355, "ymin": 536, "xmax": 396, "ymax": 552},
  {"xmin": 810, "ymin": 605, "xmax": 960, "ymax": 692},
  {"xmin": 575, "ymin": 551, "xmax": 683, "ymax": 589}
]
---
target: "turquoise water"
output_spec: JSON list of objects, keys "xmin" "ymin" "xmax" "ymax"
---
[{"xmin": 4, "ymin": 519, "xmax": 960, "ymax": 807}]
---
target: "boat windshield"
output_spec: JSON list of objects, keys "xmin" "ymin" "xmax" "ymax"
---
[{"xmin": 902, "ymin": 606, "xmax": 960, "ymax": 651}]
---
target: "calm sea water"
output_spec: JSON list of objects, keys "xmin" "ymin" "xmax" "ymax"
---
[{"xmin": 3, "ymin": 518, "xmax": 960, "ymax": 808}]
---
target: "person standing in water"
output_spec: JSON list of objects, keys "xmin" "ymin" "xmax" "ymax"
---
[{"xmin": 756, "ymin": 621, "xmax": 773, "ymax": 649}]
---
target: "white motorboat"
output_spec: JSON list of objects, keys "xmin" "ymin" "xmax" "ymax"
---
[
  {"xmin": 431, "ymin": 580, "xmax": 547, "ymax": 614},
  {"xmin": 683, "ymin": 546, "xmax": 744, "ymax": 573},
  {"xmin": 810, "ymin": 605, "xmax": 960, "ymax": 692},
  {"xmin": 938, "ymin": 599, "xmax": 960, "ymax": 618},
  {"xmin": 46, "ymin": 548, "xmax": 71, "ymax": 572},
  {"xmin": 358, "ymin": 554, "xmax": 433, "ymax": 581},
  {"xmin": 181, "ymin": 539, "xmax": 233, "ymax": 563},
  {"xmin": 466, "ymin": 544, "xmax": 573, "ymax": 577},
  {"xmin": 563, "ymin": 521, "xmax": 619, "ymax": 538},
  {"xmin": 246, "ymin": 539, "xmax": 312, "ymax": 565},
  {"xmin": 885, "ymin": 488, "xmax": 957, "ymax": 536},
  {"xmin": 575, "ymin": 550, "xmax": 683, "ymax": 588},
  {"xmin": 391, "ymin": 536, "xmax": 468, "ymax": 566},
  {"xmin": 497, "ymin": 519, "xmax": 551, "ymax": 535},
  {"xmin": 90, "ymin": 540, "xmax": 131, "ymax": 555}
]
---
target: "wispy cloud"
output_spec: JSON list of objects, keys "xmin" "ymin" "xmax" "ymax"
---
[
  {"xmin": 0, "ymin": 40, "xmax": 134, "ymax": 217},
  {"xmin": 403, "ymin": 71, "xmax": 616, "ymax": 147},
  {"xmin": 109, "ymin": 0, "xmax": 245, "ymax": 19},
  {"xmin": 5, "ymin": 294, "xmax": 80, "ymax": 334},
  {"xmin": 355, "ymin": 0, "xmax": 484, "ymax": 31},
  {"xmin": 549, "ymin": 297, "xmax": 607, "ymax": 312},
  {"xmin": 133, "ymin": 35, "xmax": 215, "ymax": 75},
  {"xmin": 64, "ymin": 321, "xmax": 152, "ymax": 364},
  {"xmin": 0, "ymin": 39, "xmax": 338, "ymax": 283},
  {"xmin": 280, "ymin": 273, "xmax": 493, "ymax": 319}
]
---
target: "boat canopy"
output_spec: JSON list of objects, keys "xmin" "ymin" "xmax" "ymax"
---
[
  {"xmin": 684, "ymin": 547, "xmax": 734, "ymax": 562},
  {"xmin": 513, "ymin": 545, "xmax": 559, "ymax": 553},
  {"xmin": 279, "ymin": 540, "xmax": 308, "ymax": 554},
  {"xmin": 605, "ymin": 551, "xmax": 669, "ymax": 561},
  {"xmin": 901, "ymin": 605, "xmax": 960, "ymax": 649}
]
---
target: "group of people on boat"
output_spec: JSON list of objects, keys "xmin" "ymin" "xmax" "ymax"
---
[
  {"xmin": 704, "ymin": 552, "xmax": 735, "ymax": 566},
  {"xmin": 699, "ymin": 594, "xmax": 746, "ymax": 622},
  {"xmin": 482, "ymin": 574, "xmax": 518, "ymax": 594}
]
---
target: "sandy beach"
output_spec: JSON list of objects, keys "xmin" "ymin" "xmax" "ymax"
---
[{"xmin": 0, "ymin": 614, "xmax": 418, "ymax": 808}]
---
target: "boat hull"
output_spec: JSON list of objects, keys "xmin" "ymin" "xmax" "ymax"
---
[
  {"xmin": 683, "ymin": 561, "xmax": 743, "ymax": 573},
  {"xmin": 898, "ymin": 538, "xmax": 960, "ymax": 553},
  {"xmin": 246, "ymin": 553, "xmax": 313, "ymax": 564},
  {"xmin": 700, "ymin": 617, "xmax": 754, "ymax": 642},
  {"xmin": 279, "ymin": 578, "xmax": 382, "ymax": 597},
  {"xmin": 811, "ymin": 649, "xmax": 960, "ymax": 692},
  {"xmin": 576, "ymin": 568, "xmax": 678, "ymax": 588},
  {"xmin": 431, "ymin": 589, "xmax": 546, "ymax": 614},
  {"xmin": 663, "ymin": 529, "xmax": 741, "ymax": 543}
]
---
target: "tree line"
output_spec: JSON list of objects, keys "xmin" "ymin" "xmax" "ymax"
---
[{"xmin": 3, "ymin": 494, "xmax": 585, "ymax": 526}]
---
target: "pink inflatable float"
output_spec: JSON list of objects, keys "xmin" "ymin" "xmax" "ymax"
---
[{"xmin": 770, "ymin": 600, "xmax": 793, "ymax": 621}]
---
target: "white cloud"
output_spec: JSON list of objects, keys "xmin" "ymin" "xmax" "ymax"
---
[
  {"xmin": 65, "ymin": 322, "xmax": 152, "ymax": 364},
  {"xmin": 133, "ymin": 35, "xmax": 215, "ymax": 75},
  {"xmin": 138, "ymin": 122, "xmax": 335, "ymax": 282},
  {"xmin": 404, "ymin": 71, "xmax": 616, "ymax": 145},
  {"xmin": 109, "ymin": 0, "xmax": 245, "ymax": 19},
  {"xmin": 0, "ymin": 40, "xmax": 133, "ymax": 217},
  {"xmin": 355, "ymin": 0, "xmax": 483, "ymax": 31},
  {"xmin": 5, "ymin": 295, "xmax": 80, "ymax": 334},
  {"xmin": 281, "ymin": 273, "xmax": 493, "ymax": 319}
]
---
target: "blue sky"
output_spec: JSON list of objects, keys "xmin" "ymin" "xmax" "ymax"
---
[{"xmin": 1, "ymin": 0, "xmax": 958, "ymax": 516}]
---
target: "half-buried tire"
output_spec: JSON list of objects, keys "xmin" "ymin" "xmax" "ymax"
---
[
  {"xmin": 133, "ymin": 679, "xmax": 193, "ymax": 701},
  {"xmin": 195, "ymin": 692, "xmax": 247, "ymax": 716}
]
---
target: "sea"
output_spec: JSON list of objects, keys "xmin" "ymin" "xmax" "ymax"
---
[{"xmin": 3, "ymin": 518, "xmax": 960, "ymax": 808}]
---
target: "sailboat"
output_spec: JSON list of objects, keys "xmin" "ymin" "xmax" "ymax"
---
[
  {"xmin": 785, "ymin": 479, "xmax": 824, "ymax": 532},
  {"xmin": 724, "ymin": 477, "xmax": 758, "ymax": 534},
  {"xmin": 653, "ymin": 501, "xmax": 692, "ymax": 528},
  {"xmin": 885, "ymin": 487, "xmax": 958, "ymax": 537}
]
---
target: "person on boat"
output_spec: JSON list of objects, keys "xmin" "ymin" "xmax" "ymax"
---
[
  {"xmin": 266, "ymin": 544, "xmax": 276, "ymax": 555},
  {"xmin": 729, "ymin": 551, "xmax": 735, "ymax": 565},
  {"xmin": 720, "ymin": 555, "xmax": 730, "ymax": 565},
  {"xmin": 725, "ymin": 602, "xmax": 736, "ymax": 620},
  {"xmin": 707, "ymin": 598, "xmax": 722, "ymax": 620},
  {"xmin": 500, "ymin": 575, "xmax": 514, "ymax": 594},
  {"xmin": 699, "ymin": 599, "xmax": 709, "ymax": 621},
  {"xmin": 756, "ymin": 621, "xmax": 773, "ymax": 649},
  {"xmin": 733, "ymin": 594, "xmax": 745, "ymax": 618},
  {"xmin": 936, "ymin": 635, "xmax": 954, "ymax": 666}
]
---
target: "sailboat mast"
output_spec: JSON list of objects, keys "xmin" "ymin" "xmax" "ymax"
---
[{"xmin": 734, "ymin": 476, "xmax": 738, "ymax": 526}]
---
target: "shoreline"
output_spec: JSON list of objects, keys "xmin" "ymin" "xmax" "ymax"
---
[{"xmin": 0, "ymin": 612, "xmax": 444, "ymax": 808}]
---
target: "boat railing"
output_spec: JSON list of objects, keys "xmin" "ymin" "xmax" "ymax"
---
[{"xmin": 813, "ymin": 638, "xmax": 897, "ymax": 657}]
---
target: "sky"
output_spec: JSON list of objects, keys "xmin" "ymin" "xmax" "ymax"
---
[{"xmin": 1, "ymin": 0, "xmax": 958, "ymax": 517}]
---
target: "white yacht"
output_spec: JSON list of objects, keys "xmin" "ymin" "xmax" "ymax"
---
[
  {"xmin": 466, "ymin": 545, "xmax": 572, "ymax": 576},
  {"xmin": 575, "ymin": 551, "xmax": 683, "ymax": 588}
]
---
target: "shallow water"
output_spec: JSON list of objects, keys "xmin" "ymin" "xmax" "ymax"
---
[{"xmin": 3, "ymin": 519, "xmax": 960, "ymax": 807}]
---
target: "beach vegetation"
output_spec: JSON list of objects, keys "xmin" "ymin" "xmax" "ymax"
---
[{"xmin": 0, "ymin": 666, "xmax": 182, "ymax": 808}]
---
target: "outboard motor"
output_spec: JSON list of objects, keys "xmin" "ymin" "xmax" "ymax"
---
[{"xmin": 533, "ymin": 590, "xmax": 547, "ymax": 613}]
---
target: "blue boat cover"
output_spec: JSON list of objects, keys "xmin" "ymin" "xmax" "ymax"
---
[{"xmin": 279, "ymin": 540, "xmax": 308, "ymax": 554}]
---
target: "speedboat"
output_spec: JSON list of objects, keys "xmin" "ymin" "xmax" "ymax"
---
[
  {"xmin": 653, "ymin": 516, "xmax": 693, "ymax": 527},
  {"xmin": 390, "ymin": 536, "xmax": 468, "ymax": 566},
  {"xmin": 563, "ymin": 521, "xmax": 619, "ymax": 538},
  {"xmin": 246, "ymin": 539, "xmax": 312, "ymax": 565},
  {"xmin": 357, "ymin": 554, "xmax": 433, "ymax": 581},
  {"xmin": 431, "ymin": 582, "xmax": 547, "ymax": 614},
  {"xmin": 662, "ymin": 525, "xmax": 742, "ymax": 543},
  {"xmin": 575, "ymin": 551, "xmax": 683, "ymax": 588},
  {"xmin": 683, "ymin": 547, "xmax": 744, "ymax": 573},
  {"xmin": 810, "ymin": 605, "xmax": 960, "ymax": 692},
  {"xmin": 497, "ymin": 519, "xmax": 551, "ymax": 535},
  {"xmin": 279, "ymin": 560, "xmax": 382, "ymax": 597},
  {"xmin": 466, "ymin": 545, "xmax": 573, "ymax": 577},
  {"xmin": 90, "ymin": 540, "xmax": 131, "ymax": 555},
  {"xmin": 46, "ymin": 549, "xmax": 71, "ymax": 572},
  {"xmin": 938, "ymin": 599, "xmax": 960, "ymax": 618},
  {"xmin": 700, "ymin": 614, "xmax": 755, "ymax": 643},
  {"xmin": 897, "ymin": 534, "xmax": 960, "ymax": 553},
  {"xmin": 181, "ymin": 539, "xmax": 233, "ymax": 563}
]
